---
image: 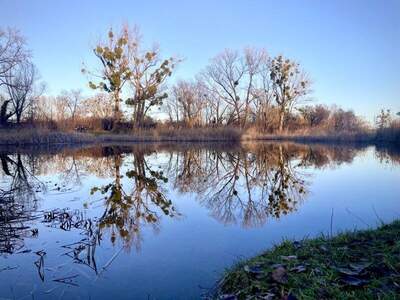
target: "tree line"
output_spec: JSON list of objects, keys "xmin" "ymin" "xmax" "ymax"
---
[{"xmin": 1, "ymin": 25, "xmax": 399, "ymax": 134}]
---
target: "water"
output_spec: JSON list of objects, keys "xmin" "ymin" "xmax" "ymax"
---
[{"xmin": 0, "ymin": 142, "xmax": 399, "ymax": 299}]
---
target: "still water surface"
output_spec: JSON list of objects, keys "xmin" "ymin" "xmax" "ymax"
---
[{"xmin": 0, "ymin": 142, "xmax": 399, "ymax": 299}]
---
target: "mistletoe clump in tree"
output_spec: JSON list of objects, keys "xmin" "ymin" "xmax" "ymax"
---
[
  {"xmin": 82, "ymin": 27, "xmax": 132, "ymax": 124},
  {"xmin": 83, "ymin": 25, "xmax": 177, "ymax": 129},
  {"xmin": 269, "ymin": 55, "xmax": 310, "ymax": 132},
  {"xmin": 126, "ymin": 46, "xmax": 176, "ymax": 127}
]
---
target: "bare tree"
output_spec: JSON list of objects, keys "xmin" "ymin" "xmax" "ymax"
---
[
  {"xmin": 0, "ymin": 28, "xmax": 29, "ymax": 87},
  {"xmin": 251, "ymin": 56, "xmax": 275, "ymax": 129},
  {"xmin": 57, "ymin": 89, "xmax": 82, "ymax": 121},
  {"xmin": 169, "ymin": 80, "xmax": 205, "ymax": 127},
  {"xmin": 242, "ymin": 48, "xmax": 268, "ymax": 126},
  {"xmin": 82, "ymin": 93, "xmax": 114, "ymax": 119},
  {"xmin": 299, "ymin": 104, "xmax": 330, "ymax": 128},
  {"xmin": 164, "ymin": 92, "xmax": 180, "ymax": 123},
  {"xmin": 201, "ymin": 49, "xmax": 244, "ymax": 125},
  {"xmin": 196, "ymin": 77, "xmax": 225, "ymax": 125},
  {"xmin": 124, "ymin": 26, "xmax": 177, "ymax": 127},
  {"xmin": 5, "ymin": 61, "xmax": 37, "ymax": 123},
  {"xmin": 200, "ymin": 48, "xmax": 268, "ymax": 127}
]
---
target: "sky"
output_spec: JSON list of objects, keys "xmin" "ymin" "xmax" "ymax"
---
[{"xmin": 1, "ymin": 0, "xmax": 399, "ymax": 121}]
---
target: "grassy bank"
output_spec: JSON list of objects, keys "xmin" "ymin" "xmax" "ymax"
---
[
  {"xmin": 214, "ymin": 220, "xmax": 400, "ymax": 299},
  {"xmin": 214, "ymin": 221, "xmax": 400, "ymax": 299},
  {"xmin": 0, "ymin": 126, "xmax": 398, "ymax": 146}
]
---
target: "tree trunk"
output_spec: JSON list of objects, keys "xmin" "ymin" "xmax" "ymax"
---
[
  {"xmin": 113, "ymin": 90, "xmax": 121, "ymax": 124},
  {"xmin": 278, "ymin": 109, "xmax": 285, "ymax": 132},
  {"xmin": 16, "ymin": 110, "xmax": 21, "ymax": 124},
  {"xmin": 134, "ymin": 101, "xmax": 145, "ymax": 128},
  {"xmin": 0, "ymin": 100, "xmax": 11, "ymax": 126}
]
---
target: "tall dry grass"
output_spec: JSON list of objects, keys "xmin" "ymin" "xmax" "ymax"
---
[
  {"xmin": 0, "ymin": 126, "xmax": 242, "ymax": 146},
  {"xmin": 0, "ymin": 123, "xmax": 398, "ymax": 146},
  {"xmin": 241, "ymin": 126, "xmax": 377, "ymax": 143}
]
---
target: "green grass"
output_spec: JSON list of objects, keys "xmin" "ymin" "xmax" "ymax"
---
[{"xmin": 215, "ymin": 221, "xmax": 400, "ymax": 299}]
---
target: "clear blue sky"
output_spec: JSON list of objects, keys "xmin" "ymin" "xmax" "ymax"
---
[{"xmin": 1, "ymin": 0, "xmax": 399, "ymax": 121}]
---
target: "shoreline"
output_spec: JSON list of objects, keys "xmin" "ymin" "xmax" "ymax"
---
[
  {"xmin": 0, "ymin": 128, "xmax": 398, "ymax": 147},
  {"xmin": 213, "ymin": 220, "xmax": 400, "ymax": 299}
]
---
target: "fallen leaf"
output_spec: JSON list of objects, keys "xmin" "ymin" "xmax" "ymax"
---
[
  {"xmin": 261, "ymin": 293, "xmax": 275, "ymax": 300},
  {"xmin": 335, "ymin": 267, "xmax": 360, "ymax": 276},
  {"xmin": 340, "ymin": 275, "xmax": 368, "ymax": 287},
  {"xmin": 219, "ymin": 294, "xmax": 237, "ymax": 300},
  {"xmin": 281, "ymin": 255, "xmax": 297, "ymax": 261},
  {"xmin": 313, "ymin": 267, "xmax": 323, "ymax": 275},
  {"xmin": 271, "ymin": 263, "xmax": 285, "ymax": 269},
  {"xmin": 244, "ymin": 265, "xmax": 264, "ymax": 275},
  {"xmin": 349, "ymin": 262, "xmax": 372, "ymax": 273},
  {"xmin": 319, "ymin": 245, "xmax": 328, "ymax": 252},
  {"xmin": 272, "ymin": 266, "xmax": 288, "ymax": 284},
  {"xmin": 290, "ymin": 265, "xmax": 306, "ymax": 273}
]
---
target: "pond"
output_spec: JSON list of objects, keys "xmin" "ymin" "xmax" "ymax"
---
[{"xmin": 0, "ymin": 142, "xmax": 399, "ymax": 299}]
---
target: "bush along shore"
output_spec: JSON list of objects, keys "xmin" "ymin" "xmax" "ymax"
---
[{"xmin": 213, "ymin": 220, "xmax": 400, "ymax": 299}]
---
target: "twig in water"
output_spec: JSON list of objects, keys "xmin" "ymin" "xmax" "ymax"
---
[
  {"xmin": 34, "ymin": 250, "xmax": 46, "ymax": 281},
  {"xmin": 95, "ymin": 247, "xmax": 123, "ymax": 279},
  {"xmin": 0, "ymin": 265, "xmax": 18, "ymax": 272},
  {"xmin": 53, "ymin": 274, "xmax": 79, "ymax": 287}
]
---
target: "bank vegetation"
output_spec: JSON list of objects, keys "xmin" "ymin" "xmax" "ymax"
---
[{"xmin": 1, "ymin": 25, "xmax": 399, "ymax": 145}]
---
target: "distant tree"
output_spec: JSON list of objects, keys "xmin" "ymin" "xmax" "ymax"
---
[
  {"xmin": 82, "ymin": 27, "xmax": 132, "ymax": 123},
  {"xmin": 82, "ymin": 93, "xmax": 114, "ymax": 119},
  {"xmin": 299, "ymin": 104, "xmax": 330, "ymax": 127},
  {"xmin": 269, "ymin": 55, "xmax": 311, "ymax": 131},
  {"xmin": 375, "ymin": 109, "xmax": 392, "ymax": 129},
  {"xmin": 169, "ymin": 80, "xmax": 205, "ymax": 127},
  {"xmin": 57, "ymin": 89, "xmax": 82, "ymax": 121},
  {"xmin": 330, "ymin": 108, "xmax": 362, "ymax": 132}
]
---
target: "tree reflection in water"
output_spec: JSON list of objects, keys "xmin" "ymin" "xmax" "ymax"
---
[
  {"xmin": 0, "ymin": 153, "xmax": 43, "ymax": 254},
  {"xmin": 0, "ymin": 142, "xmax": 398, "ymax": 268},
  {"xmin": 164, "ymin": 143, "xmax": 309, "ymax": 227},
  {"xmin": 91, "ymin": 148, "xmax": 179, "ymax": 251}
]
